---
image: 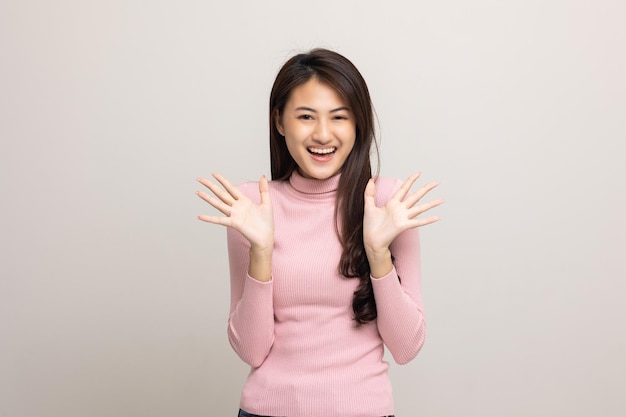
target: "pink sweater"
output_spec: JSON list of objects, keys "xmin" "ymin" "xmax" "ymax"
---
[{"xmin": 226, "ymin": 171, "xmax": 425, "ymax": 417}]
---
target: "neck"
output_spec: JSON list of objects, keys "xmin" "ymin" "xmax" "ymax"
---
[{"xmin": 288, "ymin": 170, "xmax": 341, "ymax": 195}]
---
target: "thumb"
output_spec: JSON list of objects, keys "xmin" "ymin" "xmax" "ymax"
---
[
  {"xmin": 259, "ymin": 175, "xmax": 271, "ymax": 205},
  {"xmin": 364, "ymin": 178, "xmax": 376, "ymax": 209}
]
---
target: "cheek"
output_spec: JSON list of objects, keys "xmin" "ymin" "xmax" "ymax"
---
[
  {"xmin": 283, "ymin": 136, "xmax": 305, "ymax": 163},
  {"xmin": 284, "ymin": 138, "xmax": 298, "ymax": 157},
  {"xmin": 343, "ymin": 132, "xmax": 357, "ymax": 152},
  {"xmin": 340, "ymin": 124, "xmax": 357, "ymax": 143},
  {"xmin": 283, "ymin": 122, "xmax": 307, "ymax": 141}
]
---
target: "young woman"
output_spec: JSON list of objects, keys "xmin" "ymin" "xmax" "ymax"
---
[{"xmin": 196, "ymin": 49, "xmax": 443, "ymax": 417}]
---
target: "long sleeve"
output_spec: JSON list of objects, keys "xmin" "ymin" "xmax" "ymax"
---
[
  {"xmin": 225, "ymin": 183, "xmax": 275, "ymax": 368},
  {"xmin": 371, "ymin": 227, "xmax": 425, "ymax": 364},
  {"xmin": 370, "ymin": 178, "xmax": 426, "ymax": 364}
]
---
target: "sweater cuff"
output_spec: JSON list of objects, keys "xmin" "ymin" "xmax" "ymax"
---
[
  {"xmin": 370, "ymin": 267, "xmax": 402, "ymax": 299},
  {"xmin": 240, "ymin": 273, "xmax": 273, "ymax": 304},
  {"xmin": 370, "ymin": 266, "xmax": 397, "ymax": 282},
  {"xmin": 247, "ymin": 273, "xmax": 273, "ymax": 284}
]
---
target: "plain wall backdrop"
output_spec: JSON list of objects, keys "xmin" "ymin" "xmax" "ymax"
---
[{"xmin": 1, "ymin": 0, "xmax": 625, "ymax": 416}]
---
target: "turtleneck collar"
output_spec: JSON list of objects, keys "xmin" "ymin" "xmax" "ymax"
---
[{"xmin": 288, "ymin": 169, "xmax": 340, "ymax": 196}]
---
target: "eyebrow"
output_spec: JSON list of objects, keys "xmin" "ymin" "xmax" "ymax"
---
[{"xmin": 294, "ymin": 106, "xmax": 351, "ymax": 113}]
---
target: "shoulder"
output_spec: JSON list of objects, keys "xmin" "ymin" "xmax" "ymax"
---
[
  {"xmin": 233, "ymin": 181, "xmax": 260, "ymax": 204},
  {"xmin": 236, "ymin": 179, "xmax": 288, "ymax": 203},
  {"xmin": 373, "ymin": 176, "xmax": 403, "ymax": 206},
  {"xmin": 236, "ymin": 180, "xmax": 258, "ymax": 195}
]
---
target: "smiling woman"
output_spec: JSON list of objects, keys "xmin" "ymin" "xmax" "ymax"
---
[
  {"xmin": 195, "ymin": 49, "xmax": 443, "ymax": 417},
  {"xmin": 275, "ymin": 78, "xmax": 356, "ymax": 180}
]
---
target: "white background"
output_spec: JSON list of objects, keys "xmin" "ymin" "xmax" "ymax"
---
[{"xmin": 1, "ymin": 1, "xmax": 625, "ymax": 416}]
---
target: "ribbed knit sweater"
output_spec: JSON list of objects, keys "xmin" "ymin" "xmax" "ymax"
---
[{"xmin": 226, "ymin": 170, "xmax": 425, "ymax": 417}]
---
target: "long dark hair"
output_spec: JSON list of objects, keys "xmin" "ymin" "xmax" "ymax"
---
[{"xmin": 269, "ymin": 48, "xmax": 380, "ymax": 325}]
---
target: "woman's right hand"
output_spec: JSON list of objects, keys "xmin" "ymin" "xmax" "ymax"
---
[{"xmin": 196, "ymin": 173, "xmax": 274, "ymax": 255}]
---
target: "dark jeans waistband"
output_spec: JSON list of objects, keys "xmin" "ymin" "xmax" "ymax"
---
[{"xmin": 238, "ymin": 409, "xmax": 395, "ymax": 417}]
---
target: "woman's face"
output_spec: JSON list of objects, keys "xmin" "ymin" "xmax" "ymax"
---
[{"xmin": 276, "ymin": 78, "xmax": 356, "ymax": 180}]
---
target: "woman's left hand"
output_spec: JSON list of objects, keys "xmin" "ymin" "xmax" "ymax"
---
[{"xmin": 363, "ymin": 173, "xmax": 443, "ymax": 259}]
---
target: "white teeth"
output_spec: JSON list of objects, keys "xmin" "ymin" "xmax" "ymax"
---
[{"xmin": 308, "ymin": 147, "xmax": 336, "ymax": 155}]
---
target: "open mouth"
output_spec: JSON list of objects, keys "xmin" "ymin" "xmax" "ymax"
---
[{"xmin": 307, "ymin": 147, "xmax": 337, "ymax": 155}]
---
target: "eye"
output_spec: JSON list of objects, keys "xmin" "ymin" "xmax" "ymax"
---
[
  {"xmin": 333, "ymin": 115, "xmax": 348, "ymax": 120},
  {"xmin": 298, "ymin": 114, "xmax": 314, "ymax": 120}
]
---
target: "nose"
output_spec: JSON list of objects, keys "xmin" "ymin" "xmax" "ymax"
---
[{"xmin": 312, "ymin": 118, "xmax": 332, "ymax": 143}]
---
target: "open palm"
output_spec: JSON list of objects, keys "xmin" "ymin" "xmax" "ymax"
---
[
  {"xmin": 196, "ymin": 173, "xmax": 274, "ymax": 252},
  {"xmin": 363, "ymin": 173, "xmax": 443, "ymax": 255}
]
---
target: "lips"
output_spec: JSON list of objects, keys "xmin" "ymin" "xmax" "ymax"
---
[
  {"xmin": 307, "ymin": 147, "xmax": 336, "ymax": 155},
  {"xmin": 306, "ymin": 146, "xmax": 336, "ymax": 162}
]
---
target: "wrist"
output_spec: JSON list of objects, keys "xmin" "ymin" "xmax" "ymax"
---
[
  {"xmin": 365, "ymin": 245, "xmax": 391, "ymax": 261},
  {"xmin": 249, "ymin": 241, "xmax": 274, "ymax": 258},
  {"xmin": 248, "ymin": 245, "xmax": 273, "ymax": 283},
  {"xmin": 366, "ymin": 247, "xmax": 394, "ymax": 279}
]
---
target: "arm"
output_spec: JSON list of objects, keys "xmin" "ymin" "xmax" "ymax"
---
[
  {"xmin": 196, "ymin": 175, "xmax": 275, "ymax": 367},
  {"xmin": 226, "ymin": 225, "xmax": 275, "ymax": 367},
  {"xmin": 371, "ymin": 227, "xmax": 424, "ymax": 364},
  {"xmin": 364, "ymin": 175, "xmax": 443, "ymax": 364}
]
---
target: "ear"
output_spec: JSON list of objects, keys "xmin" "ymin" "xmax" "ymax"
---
[{"xmin": 274, "ymin": 110, "xmax": 285, "ymax": 136}]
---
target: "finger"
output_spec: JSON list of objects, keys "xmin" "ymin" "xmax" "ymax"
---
[
  {"xmin": 392, "ymin": 172, "xmax": 421, "ymax": 202},
  {"xmin": 197, "ymin": 177, "xmax": 236, "ymax": 205},
  {"xmin": 197, "ymin": 214, "xmax": 232, "ymax": 226},
  {"xmin": 403, "ymin": 181, "xmax": 440, "ymax": 207},
  {"xmin": 408, "ymin": 199, "xmax": 445, "ymax": 219},
  {"xmin": 196, "ymin": 190, "xmax": 232, "ymax": 216},
  {"xmin": 259, "ymin": 175, "xmax": 271, "ymax": 205},
  {"xmin": 407, "ymin": 215, "xmax": 441, "ymax": 228},
  {"xmin": 364, "ymin": 178, "xmax": 376, "ymax": 209},
  {"xmin": 212, "ymin": 173, "xmax": 243, "ymax": 201}
]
